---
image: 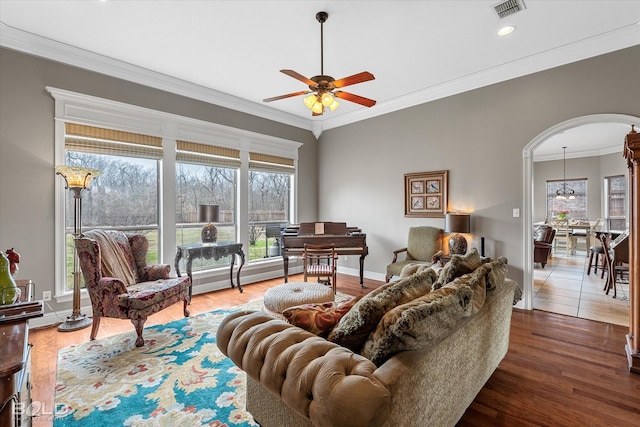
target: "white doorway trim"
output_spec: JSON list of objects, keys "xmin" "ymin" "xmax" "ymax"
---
[{"xmin": 522, "ymin": 113, "xmax": 639, "ymax": 310}]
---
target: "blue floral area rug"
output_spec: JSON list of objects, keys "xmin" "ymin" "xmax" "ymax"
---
[{"xmin": 54, "ymin": 302, "xmax": 264, "ymax": 427}]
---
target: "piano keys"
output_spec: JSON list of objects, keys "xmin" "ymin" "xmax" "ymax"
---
[{"xmin": 281, "ymin": 222, "xmax": 368, "ymax": 287}]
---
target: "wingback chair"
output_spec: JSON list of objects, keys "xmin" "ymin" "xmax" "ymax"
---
[
  {"xmin": 533, "ymin": 224, "xmax": 555, "ymax": 268},
  {"xmin": 385, "ymin": 226, "xmax": 443, "ymax": 282},
  {"xmin": 75, "ymin": 230, "xmax": 191, "ymax": 347}
]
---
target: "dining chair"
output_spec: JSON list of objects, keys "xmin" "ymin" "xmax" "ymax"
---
[
  {"xmin": 599, "ymin": 232, "xmax": 629, "ymax": 299},
  {"xmin": 302, "ymin": 243, "xmax": 338, "ymax": 292},
  {"xmin": 551, "ymin": 219, "xmax": 573, "ymax": 256}
]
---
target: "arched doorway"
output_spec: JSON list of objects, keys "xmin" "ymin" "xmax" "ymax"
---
[{"xmin": 521, "ymin": 113, "xmax": 639, "ymax": 311}]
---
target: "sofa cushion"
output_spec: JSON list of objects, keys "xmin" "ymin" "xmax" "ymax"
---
[
  {"xmin": 361, "ymin": 283, "xmax": 473, "ymax": 366},
  {"xmin": 433, "ymin": 248, "xmax": 482, "ymax": 290},
  {"xmin": 327, "ymin": 268, "xmax": 437, "ymax": 352},
  {"xmin": 282, "ymin": 296, "xmax": 362, "ymax": 337}
]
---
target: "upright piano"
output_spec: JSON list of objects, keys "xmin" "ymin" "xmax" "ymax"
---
[{"xmin": 281, "ymin": 222, "xmax": 368, "ymax": 287}]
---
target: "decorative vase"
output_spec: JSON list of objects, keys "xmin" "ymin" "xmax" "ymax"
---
[{"xmin": 0, "ymin": 252, "xmax": 20, "ymax": 305}]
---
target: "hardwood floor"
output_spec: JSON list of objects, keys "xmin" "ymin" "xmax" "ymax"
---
[{"xmin": 28, "ymin": 273, "xmax": 639, "ymax": 426}]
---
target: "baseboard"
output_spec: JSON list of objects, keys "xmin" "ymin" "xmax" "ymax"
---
[{"xmin": 626, "ymin": 333, "xmax": 640, "ymax": 374}]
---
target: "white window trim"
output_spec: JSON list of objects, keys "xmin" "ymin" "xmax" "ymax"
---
[{"xmin": 49, "ymin": 87, "xmax": 302, "ymax": 299}]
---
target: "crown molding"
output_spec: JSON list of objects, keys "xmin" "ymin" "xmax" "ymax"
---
[
  {"xmin": 319, "ymin": 22, "xmax": 640, "ymax": 132},
  {"xmin": 0, "ymin": 22, "xmax": 312, "ymax": 132},
  {"xmin": 2, "ymin": 21, "xmax": 639, "ymax": 139}
]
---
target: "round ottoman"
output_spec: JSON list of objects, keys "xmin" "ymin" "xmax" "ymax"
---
[{"xmin": 263, "ymin": 282, "xmax": 335, "ymax": 319}]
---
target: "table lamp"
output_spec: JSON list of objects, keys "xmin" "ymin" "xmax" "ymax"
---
[
  {"xmin": 198, "ymin": 204, "xmax": 220, "ymax": 243},
  {"xmin": 445, "ymin": 213, "xmax": 471, "ymax": 255}
]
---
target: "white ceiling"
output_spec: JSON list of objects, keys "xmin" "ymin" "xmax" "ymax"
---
[{"xmin": 1, "ymin": 0, "xmax": 639, "ymax": 143}]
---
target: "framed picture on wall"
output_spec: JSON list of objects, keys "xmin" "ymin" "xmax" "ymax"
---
[{"xmin": 404, "ymin": 170, "xmax": 448, "ymax": 217}]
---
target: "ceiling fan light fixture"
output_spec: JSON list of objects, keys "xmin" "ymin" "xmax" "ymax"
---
[
  {"xmin": 263, "ymin": 11, "xmax": 375, "ymax": 115},
  {"xmin": 304, "ymin": 94, "xmax": 317, "ymax": 109},
  {"xmin": 311, "ymin": 101, "xmax": 324, "ymax": 115},
  {"xmin": 321, "ymin": 92, "xmax": 334, "ymax": 107}
]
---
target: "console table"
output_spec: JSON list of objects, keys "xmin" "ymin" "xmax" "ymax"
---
[{"xmin": 175, "ymin": 242, "xmax": 245, "ymax": 298}]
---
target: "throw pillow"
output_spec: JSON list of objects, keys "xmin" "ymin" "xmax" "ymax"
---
[
  {"xmin": 361, "ymin": 284, "xmax": 473, "ymax": 366},
  {"xmin": 483, "ymin": 256, "xmax": 508, "ymax": 291},
  {"xmin": 282, "ymin": 296, "xmax": 362, "ymax": 337},
  {"xmin": 399, "ymin": 263, "xmax": 435, "ymax": 279},
  {"xmin": 328, "ymin": 268, "xmax": 438, "ymax": 352},
  {"xmin": 441, "ymin": 270, "xmax": 486, "ymax": 317},
  {"xmin": 433, "ymin": 248, "xmax": 482, "ymax": 290}
]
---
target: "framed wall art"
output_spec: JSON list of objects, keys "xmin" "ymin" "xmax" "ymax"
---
[{"xmin": 404, "ymin": 170, "xmax": 448, "ymax": 217}]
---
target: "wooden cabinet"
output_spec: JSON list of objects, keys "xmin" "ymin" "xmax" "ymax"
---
[
  {"xmin": 1, "ymin": 280, "xmax": 41, "ymax": 427},
  {"xmin": 0, "ymin": 320, "xmax": 32, "ymax": 427}
]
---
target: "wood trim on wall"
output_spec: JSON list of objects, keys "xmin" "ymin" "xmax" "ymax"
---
[{"xmin": 623, "ymin": 125, "xmax": 640, "ymax": 374}]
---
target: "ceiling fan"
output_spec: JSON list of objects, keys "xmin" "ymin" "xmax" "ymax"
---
[{"xmin": 263, "ymin": 11, "xmax": 376, "ymax": 116}]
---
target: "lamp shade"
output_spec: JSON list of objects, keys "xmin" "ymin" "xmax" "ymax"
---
[
  {"xmin": 55, "ymin": 165, "xmax": 101, "ymax": 189},
  {"xmin": 444, "ymin": 213, "xmax": 470, "ymax": 234},
  {"xmin": 198, "ymin": 204, "xmax": 220, "ymax": 223},
  {"xmin": 198, "ymin": 204, "xmax": 220, "ymax": 243}
]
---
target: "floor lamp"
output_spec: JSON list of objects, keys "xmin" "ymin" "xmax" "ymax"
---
[{"xmin": 55, "ymin": 165, "xmax": 101, "ymax": 332}]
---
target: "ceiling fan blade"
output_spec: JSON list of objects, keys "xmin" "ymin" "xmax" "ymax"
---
[
  {"xmin": 334, "ymin": 91, "xmax": 377, "ymax": 107},
  {"xmin": 263, "ymin": 91, "xmax": 311, "ymax": 102},
  {"xmin": 280, "ymin": 69, "xmax": 318, "ymax": 87},
  {"xmin": 332, "ymin": 71, "xmax": 375, "ymax": 88}
]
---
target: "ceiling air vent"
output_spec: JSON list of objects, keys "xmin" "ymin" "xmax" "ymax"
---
[{"xmin": 492, "ymin": 0, "xmax": 526, "ymax": 19}]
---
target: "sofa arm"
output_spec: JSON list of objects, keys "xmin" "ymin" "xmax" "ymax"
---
[{"xmin": 217, "ymin": 311, "xmax": 391, "ymax": 427}]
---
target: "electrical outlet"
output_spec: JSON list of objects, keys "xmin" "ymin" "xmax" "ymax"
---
[
  {"xmin": 513, "ymin": 208, "xmax": 520, "ymax": 218},
  {"xmin": 43, "ymin": 291, "xmax": 52, "ymax": 301}
]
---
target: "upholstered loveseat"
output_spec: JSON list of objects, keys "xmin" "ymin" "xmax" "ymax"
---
[{"xmin": 217, "ymin": 251, "xmax": 520, "ymax": 427}]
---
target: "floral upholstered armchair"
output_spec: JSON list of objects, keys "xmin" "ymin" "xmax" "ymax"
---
[
  {"xmin": 75, "ymin": 230, "xmax": 190, "ymax": 347},
  {"xmin": 385, "ymin": 226, "xmax": 443, "ymax": 282}
]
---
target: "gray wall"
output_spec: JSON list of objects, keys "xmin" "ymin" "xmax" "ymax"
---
[
  {"xmin": 533, "ymin": 153, "xmax": 628, "ymax": 224},
  {"xmin": 317, "ymin": 46, "xmax": 640, "ymax": 285},
  {"xmin": 0, "ymin": 47, "xmax": 317, "ymax": 313},
  {"xmin": 1, "ymin": 45, "xmax": 639, "ymax": 309}
]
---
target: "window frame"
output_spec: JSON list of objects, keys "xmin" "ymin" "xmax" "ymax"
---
[
  {"xmin": 51, "ymin": 87, "xmax": 301, "ymax": 300},
  {"xmin": 545, "ymin": 178, "xmax": 588, "ymax": 220},
  {"xmin": 604, "ymin": 174, "xmax": 626, "ymax": 230}
]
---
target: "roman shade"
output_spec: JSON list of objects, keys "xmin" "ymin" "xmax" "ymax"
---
[
  {"xmin": 65, "ymin": 123, "xmax": 163, "ymax": 160},
  {"xmin": 176, "ymin": 140, "xmax": 241, "ymax": 169}
]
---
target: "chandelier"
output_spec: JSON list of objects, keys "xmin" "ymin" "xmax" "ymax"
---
[{"xmin": 555, "ymin": 146, "xmax": 575, "ymax": 200}]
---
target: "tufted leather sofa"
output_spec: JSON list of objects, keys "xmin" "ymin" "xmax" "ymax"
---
[{"xmin": 217, "ymin": 278, "xmax": 518, "ymax": 427}]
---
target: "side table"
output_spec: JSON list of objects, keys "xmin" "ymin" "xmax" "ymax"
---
[{"xmin": 175, "ymin": 242, "xmax": 246, "ymax": 300}]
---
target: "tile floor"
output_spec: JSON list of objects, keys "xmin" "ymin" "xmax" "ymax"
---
[{"xmin": 533, "ymin": 248, "xmax": 630, "ymax": 327}]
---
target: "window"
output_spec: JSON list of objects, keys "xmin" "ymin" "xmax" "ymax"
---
[
  {"xmin": 546, "ymin": 178, "xmax": 588, "ymax": 220},
  {"xmin": 248, "ymin": 153, "xmax": 294, "ymax": 262},
  {"xmin": 51, "ymin": 87, "xmax": 301, "ymax": 298},
  {"xmin": 605, "ymin": 175, "xmax": 626, "ymax": 230},
  {"xmin": 175, "ymin": 140, "xmax": 240, "ymax": 272},
  {"xmin": 61, "ymin": 124, "xmax": 161, "ymax": 291}
]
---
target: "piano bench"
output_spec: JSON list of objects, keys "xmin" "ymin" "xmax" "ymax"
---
[{"xmin": 263, "ymin": 282, "xmax": 335, "ymax": 319}]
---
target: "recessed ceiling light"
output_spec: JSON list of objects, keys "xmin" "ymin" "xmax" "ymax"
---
[{"xmin": 497, "ymin": 25, "xmax": 516, "ymax": 36}]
